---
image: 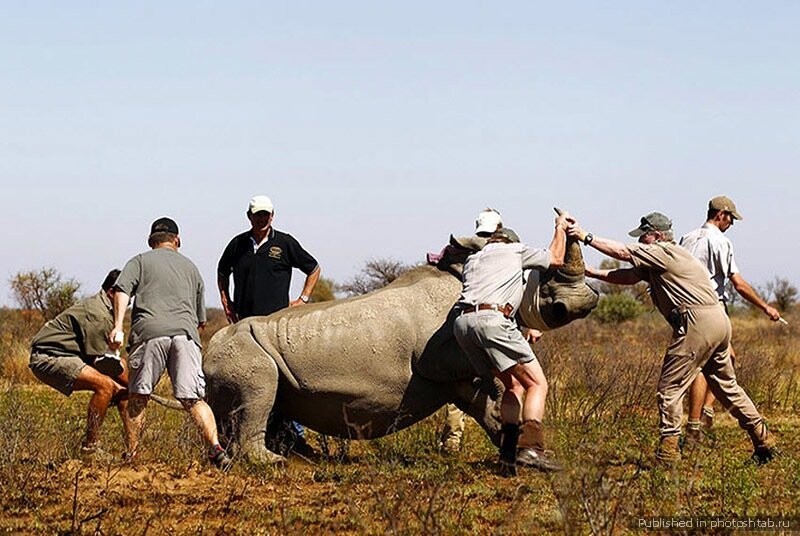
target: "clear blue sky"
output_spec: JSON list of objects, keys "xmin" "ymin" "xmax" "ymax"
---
[{"xmin": 1, "ymin": 1, "xmax": 797, "ymax": 307}]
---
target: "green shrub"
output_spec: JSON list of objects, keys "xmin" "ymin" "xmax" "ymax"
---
[{"xmin": 593, "ymin": 294, "xmax": 645, "ymax": 324}]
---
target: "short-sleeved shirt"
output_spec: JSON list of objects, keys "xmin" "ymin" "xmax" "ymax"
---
[
  {"xmin": 627, "ymin": 241, "xmax": 720, "ymax": 319},
  {"xmin": 30, "ymin": 291, "xmax": 114, "ymax": 360},
  {"xmin": 679, "ymin": 223, "xmax": 739, "ymax": 302},
  {"xmin": 217, "ymin": 227, "xmax": 319, "ymax": 318},
  {"xmin": 457, "ymin": 242, "xmax": 551, "ymax": 315},
  {"xmin": 115, "ymin": 248, "xmax": 206, "ymax": 348}
]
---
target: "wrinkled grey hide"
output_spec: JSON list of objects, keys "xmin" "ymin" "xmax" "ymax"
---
[{"xmin": 204, "ymin": 239, "xmax": 595, "ymax": 464}]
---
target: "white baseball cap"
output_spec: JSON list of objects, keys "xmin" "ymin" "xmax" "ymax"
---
[
  {"xmin": 475, "ymin": 208, "xmax": 503, "ymax": 236},
  {"xmin": 248, "ymin": 195, "xmax": 274, "ymax": 214}
]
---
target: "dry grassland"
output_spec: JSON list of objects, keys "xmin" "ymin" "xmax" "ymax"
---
[{"xmin": 1, "ymin": 310, "xmax": 798, "ymax": 534}]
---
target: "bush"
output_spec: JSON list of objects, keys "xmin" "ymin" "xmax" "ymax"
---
[{"xmin": 592, "ymin": 293, "xmax": 645, "ymax": 324}]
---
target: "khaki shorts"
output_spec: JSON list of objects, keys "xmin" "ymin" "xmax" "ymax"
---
[
  {"xmin": 453, "ymin": 310, "xmax": 535, "ymax": 374},
  {"xmin": 29, "ymin": 352, "xmax": 87, "ymax": 396},
  {"xmin": 128, "ymin": 335, "xmax": 205, "ymax": 399}
]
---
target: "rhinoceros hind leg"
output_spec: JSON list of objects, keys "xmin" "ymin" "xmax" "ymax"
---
[{"xmin": 208, "ymin": 326, "xmax": 286, "ymax": 465}]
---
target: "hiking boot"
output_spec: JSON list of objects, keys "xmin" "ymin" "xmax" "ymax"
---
[
  {"xmin": 498, "ymin": 457, "xmax": 518, "ymax": 477},
  {"xmin": 516, "ymin": 448, "xmax": 563, "ymax": 472},
  {"xmin": 209, "ymin": 444, "xmax": 233, "ymax": 471},
  {"xmin": 751, "ymin": 446, "xmax": 778, "ymax": 465},
  {"xmin": 700, "ymin": 406, "xmax": 714, "ymax": 429},
  {"xmin": 748, "ymin": 421, "xmax": 777, "ymax": 465},
  {"xmin": 497, "ymin": 423, "xmax": 520, "ymax": 477},
  {"xmin": 682, "ymin": 421, "xmax": 703, "ymax": 450},
  {"xmin": 656, "ymin": 435, "xmax": 681, "ymax": 464}
]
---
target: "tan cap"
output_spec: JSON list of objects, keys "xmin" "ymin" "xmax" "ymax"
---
[{"xmin": 709, "ymin": 195, "xmax": 743, "ymax": 220}]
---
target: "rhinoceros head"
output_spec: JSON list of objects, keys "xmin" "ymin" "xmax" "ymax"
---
[{"xmin": 517, "ymin": 237, "xmax": 599, "ymax": 331}]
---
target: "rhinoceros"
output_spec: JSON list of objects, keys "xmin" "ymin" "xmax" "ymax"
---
[{"xmin": 203, "ymin": 236, "xmax": 598, "ymax": 464}]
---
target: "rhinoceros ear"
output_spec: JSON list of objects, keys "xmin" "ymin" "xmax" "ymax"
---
[{"xmin": 449, "ymin": 234, "xmax": 486, "ymax": 252}]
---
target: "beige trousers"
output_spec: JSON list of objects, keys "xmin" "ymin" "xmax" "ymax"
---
[
  {"xmin": 441, "ymin": 403, "xmax": 466, "ymax": 448},
  {"xmin": 657, "ymin": 305, "xmax": 763, "ymax": 438}
]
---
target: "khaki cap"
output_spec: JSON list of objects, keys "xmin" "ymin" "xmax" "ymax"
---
[{"xmin": 709, "ymin": 195, "xmax": 743, "ymax": 220}]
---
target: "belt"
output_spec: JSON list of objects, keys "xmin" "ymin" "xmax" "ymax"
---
[{"xmin": 461, "ymin": 303, "xmax": 514, "ymax": 319}]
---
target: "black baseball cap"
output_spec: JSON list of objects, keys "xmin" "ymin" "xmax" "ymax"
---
[{"xmin": 150, "ymin": 217, "xmax": 179, "ymax": 235}]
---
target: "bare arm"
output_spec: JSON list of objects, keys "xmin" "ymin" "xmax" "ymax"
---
[
  {"xmin": 217, "ymin": 274, "xmax": 237, "ymax": 323},
  {"xmin": 586, "ymin": 266, "xmax": 643, "ymax": 286},
  {"xmin": 290, "ymin": 266, "xmax": 322, "ymax": 307},
  {"xmin": 107, "ymin": 291, "xmax": 130, "ymax": 351},
  {"xmin": 546, "ymin": 212, "xmax": 572, "ymax": 269},
  {"xmin": 730, "ymin": 273, "xmax": 781, "ymax": 321},
  {"xmin": 567, "ymin": 224, "xmax": 634, "ymax": 263}
]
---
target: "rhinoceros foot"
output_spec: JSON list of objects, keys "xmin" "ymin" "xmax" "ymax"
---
[{"xmin": 240, "ymin": 441, "xmax": 287, "ymax": 466}]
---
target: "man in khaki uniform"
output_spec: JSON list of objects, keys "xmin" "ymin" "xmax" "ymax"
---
[{"xmin": 567, "ymin": 212, "xmax": 776, "ymax": 464}]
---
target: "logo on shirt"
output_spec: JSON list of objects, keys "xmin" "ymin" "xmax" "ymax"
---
[{"xmin": 268, "ymin": 246, "xmax": 283, "ymax": 260}]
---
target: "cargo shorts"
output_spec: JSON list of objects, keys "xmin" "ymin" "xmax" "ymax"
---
[
  {"xmin": 128, "ymin": 335, "xmax": 206, "ymax": 399},
  {"xmin": 29, "ymin": 352, "xmax": 87, "ymax": 396},
  {"xmin": 453, "ymin": 310, "xmax": 536, "ymax": 375}
]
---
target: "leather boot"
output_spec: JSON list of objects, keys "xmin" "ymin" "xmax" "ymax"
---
[
  {"xmin": 498, "ymin": 423, "xmax": 520, "ymax": 477},
  {"xmin": 656, "ymin": 435, "xmax": 681, "ymax": 464},
  {"xmin": 748, "ymin": 421, "xmax": 777, "ymax": 465},
  {"xmin": 682, "ymin": 420, "xmax": 703, "ymax": 450},
  {"xmin": 517, "ymin": 420, "xmax": 562, "ymax": 472}
]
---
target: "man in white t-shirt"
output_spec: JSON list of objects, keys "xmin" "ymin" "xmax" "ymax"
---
[{"xmin": 679, "ymin": 196, "xmax": 781, "ymax": 439}]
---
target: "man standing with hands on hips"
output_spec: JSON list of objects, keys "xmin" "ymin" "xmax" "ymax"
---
[{"xmin": 217, "ymin": 195, "xmax": 321, "ymax": 457}]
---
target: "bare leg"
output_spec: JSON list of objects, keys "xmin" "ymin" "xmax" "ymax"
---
[
  {"xmin": 510, "ymin": 360, "xmax": 548, "ymax": 423},
  {"xmin": 181, "ymin": 399, "xmax": 220, "ymax": 447},
  {"xmin": 125, "ymin": 394, "xmax": 149, "ymax": 458},
  {"xmin": 72, "ymin": 366, "xmax": 126, "ymax": 450}
]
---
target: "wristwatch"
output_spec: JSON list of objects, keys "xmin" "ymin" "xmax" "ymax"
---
[
  {"xmin": 299, "ymin": 295, "xmax": 310, "ymax": 303},
  {"xmin": 583, "ymin": 233, "xmax": 594, "ymax": 246}
]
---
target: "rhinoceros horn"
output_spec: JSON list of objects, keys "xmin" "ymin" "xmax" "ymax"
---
[{"xmin": 517, "ymin": 208, "xmax": 599, "ymax": 331}]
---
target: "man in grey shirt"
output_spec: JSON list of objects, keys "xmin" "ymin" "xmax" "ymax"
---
[
  {"xmin": 453, "ymin": 211, "xmax": 570, "ymax": 475},
  {"xmin": 109, "ymin": 217, "xmax": 231, "ymax": 469}
]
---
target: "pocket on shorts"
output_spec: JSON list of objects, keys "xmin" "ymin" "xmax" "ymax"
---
[{"xmin": 128, "ymin": 344, "xmax": 145, "ymax": 370}]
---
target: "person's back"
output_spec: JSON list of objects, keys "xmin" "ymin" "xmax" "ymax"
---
[
  {"xmin": 679, "ymin": 224, "xmax": 735, "ymax": 301},
  {"xmin": 123, "ymin": 247, "xmax": 205, "ymax": 348}
]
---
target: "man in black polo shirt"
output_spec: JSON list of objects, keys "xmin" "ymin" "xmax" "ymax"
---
[
  {"xmin": 218, "ymin": 195, "xmax": 320, "ymax": 321},
  {"xmin": 217, "ymin": 195, "xmax": 321, "ymax": 456}
]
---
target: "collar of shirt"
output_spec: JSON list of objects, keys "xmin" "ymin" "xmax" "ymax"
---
[
  {"xmin": 701, "ymin": 222, "xmax": 723, "ymax": 236},
  {"xmin": 250, "ymin": 227, "xmax": 274, "ymax": 252}
]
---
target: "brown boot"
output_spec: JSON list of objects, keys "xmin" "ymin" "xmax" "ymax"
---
[
  {"xmin": 656, "ymin": 435, "xmax": 681, "ymax": 464},
  {"xmin": 748, "ymin": 421, "xmax": 777, "ymax": 465},
  {"xmin": 517, "ymin": 420, "xmax": 562, "ymax": 472}
]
